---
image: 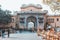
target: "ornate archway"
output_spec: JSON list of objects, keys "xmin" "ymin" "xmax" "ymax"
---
[
  {"xmin": 28, "ymin": 22, "xmax": 34, "ymax": 29},
  {"xmin": 26, "ymin": 16, "xmax": 37, "ymax": 29}
]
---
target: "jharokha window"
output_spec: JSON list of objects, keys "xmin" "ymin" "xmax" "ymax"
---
[
  {"xmin": 20, "ymin": 18, "xmax": 24, "ymax": 23},
  {"xmin": 38, "ymin": 18, "xmax": 44, "ymax": 23},
  {"xmin": 57, "ymin": 18, "xmax": 59, "ymax": 21},
  {"xmin": 47, "ymin": 18, "xmax": 54, "ymax": 23},
  {"xmin": 20, "ymin": 18, "xmax": 25, "ymax": 26}
]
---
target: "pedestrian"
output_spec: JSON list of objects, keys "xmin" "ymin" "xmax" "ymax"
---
[
  {"xmin": 8, "ymin": 28, "xmax": 10, "ymax": 38},
  {"xmin": 2, "ymin": 29, "xmax": 5, "ymax": 38}
]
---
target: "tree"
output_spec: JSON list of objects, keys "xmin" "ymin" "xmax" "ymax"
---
[
  {"xmin": 0, "ymin": 5, "xmax": 12, "ymax": 37},
  {"xmin": 0, "ymin": 5, "xmax": 11, "ymax": 24},
  {"xmin": 43, "ymin": 0, "xmax": 60, "ymax": 12},
  {"xmin": 0, "ymin": 9, "xmax": 12, "ymax": 26}
]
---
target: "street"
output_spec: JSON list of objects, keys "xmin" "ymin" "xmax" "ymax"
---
[{"xmin": 0, "ymin": 32, "xmax": 43, "ymax": 40}]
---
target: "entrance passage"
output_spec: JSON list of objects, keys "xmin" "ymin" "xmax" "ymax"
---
[
  {"xmin": 28, "ymin": 22, "xmax": 34, "ymax": 29},
  {"xmin": 26, "ymin": 16, "xmax": 37, "ymax": 31}
]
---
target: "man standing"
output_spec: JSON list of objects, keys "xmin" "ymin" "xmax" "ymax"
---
[
  {"xmin": 2, "ymin": 29, "xmax": 5, "ymax": 37},
  {"xmin": 8, "ymin": 28, "xmax": 10, "ymax": 38}
]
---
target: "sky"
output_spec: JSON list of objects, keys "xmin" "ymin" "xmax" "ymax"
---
[{"xmin": 0, "ymin": 0, "xmax": 58, "ymax": 15}]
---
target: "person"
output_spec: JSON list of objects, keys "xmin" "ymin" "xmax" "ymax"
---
[
  {"xmin": 8, "ymin": 28, "xmax": 10, "ymax": 38},
  {"xmin": 2, "ymin": 29, "xmax": 5, "ymax": 37}
]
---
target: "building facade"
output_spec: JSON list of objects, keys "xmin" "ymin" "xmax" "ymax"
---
[
  {"xmin": 16, "ymin": 4, "xmax": 48, "ymax": 30},
  {"xmin": 47, "ymin": 15, "xmax": 60, "ymax": 28},
  {"xmin": 10, "ymin": 4, "xmax": 60, "ymax": 31}
]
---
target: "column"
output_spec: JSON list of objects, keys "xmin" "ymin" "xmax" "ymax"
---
[
  {"xmin": 36, "ymin": 16, "xmax": 39, "ymax": 28},
  {"xmin": 42, "ymin": 17, "xmax": 44, "ymax": 30},
  {"xmin": 43, "ymin": 17, "xmax": 44, "ymax": 27},
  {"xmin": 25, "ymin": 17, "xmax": 27, "ymax": 28}
]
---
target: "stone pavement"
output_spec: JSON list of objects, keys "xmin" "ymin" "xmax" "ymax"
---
[{"xmin": 0, "ymin": 32, "xmax": 43, "ymax": 40}]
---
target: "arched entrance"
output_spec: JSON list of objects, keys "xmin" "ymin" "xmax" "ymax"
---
[
  {"xmin": 26, "ymin": 16, "xmax": 37, "ymax": 30},
  {"xmin": 28, "ymin": 22, "xmax": 34, "ymax": 29}
]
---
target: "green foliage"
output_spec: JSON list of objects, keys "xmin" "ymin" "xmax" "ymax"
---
[{"xmin": 0, "ymin": 8, "xmax": 12, "ymax": 24}]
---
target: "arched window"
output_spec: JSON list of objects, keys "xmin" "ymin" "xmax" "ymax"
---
[
  {"xmin": 38, "ymin": 18, "xmax": 44, "ymax": 23},
  {"xmin": 20, "ymin": 18, "xmax": 24, "ymax": 23}
]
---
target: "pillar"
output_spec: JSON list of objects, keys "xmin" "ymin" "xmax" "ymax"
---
[
  {"xmin": 25, "ymin": 17, "xmax": 27, "ymax": 29},
  {"xmin": 36, "ymin": 16, "xmax": 39, "ymax": 28}
]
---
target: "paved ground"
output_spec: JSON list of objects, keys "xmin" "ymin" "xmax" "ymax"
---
[{"xmin": 0, "ymin": 32, "xmax": 43, "ymax": 40}]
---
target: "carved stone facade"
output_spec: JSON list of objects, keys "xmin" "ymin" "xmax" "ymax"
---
[
  {"xmin": 10, "ymin": 4, "xmax": 60, "ymax": 30},
  {"xmin": 16, "ymin": 4, "xmax": 48, "ymax": 30}
]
